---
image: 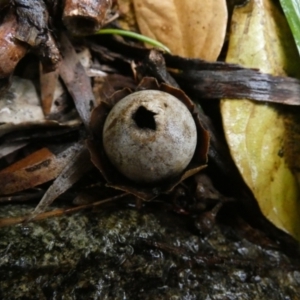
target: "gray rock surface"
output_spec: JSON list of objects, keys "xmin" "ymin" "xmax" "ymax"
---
[{"xmin": 0, "ymin": 204, "xmax": 299, "ymax": 299}]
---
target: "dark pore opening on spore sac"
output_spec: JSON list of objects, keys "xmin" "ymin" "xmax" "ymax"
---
[{"xmin": 132, "ymin": 106, "xmax": 157, "ymax": 130}]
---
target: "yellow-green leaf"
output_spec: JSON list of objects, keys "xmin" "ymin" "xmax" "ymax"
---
[
  {"xmin": 133, "ymin": 0, "xmax": 228, "ymax": 60},
  {"xmin": 221, "ymin": 0, "xmax": 300, "ymax": 240}
]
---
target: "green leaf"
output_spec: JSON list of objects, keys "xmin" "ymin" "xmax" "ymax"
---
[
  {"xmin": 94, "ymin": 29, "xmax": 171, "ymax": 53},
  {"xmin": 279, "ymin": 0, "xmax": 300, "ymax": 55}
]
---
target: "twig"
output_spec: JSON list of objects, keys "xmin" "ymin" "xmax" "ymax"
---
[
  {"xmin": 0, "ymin": 193, "xmax": 128, "ymax": 227},
  {"xmin": 63, "ymin": 0, "xmax": 112, "ymax": 35}
]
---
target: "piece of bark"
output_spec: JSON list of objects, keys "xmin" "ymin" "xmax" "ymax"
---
[
  {"xmin": 63, "ymin": 0, "xmax": 112, "ymax": 35},
  {"xmin": 164, "ymin": 54, "xmax": 300, "ymax": 105},
  {"xmin": 174, "ymin": 69, "xmax": 300, "ymax": 105},
  {"xmin": 13, "ymin": 0, "xmax": 60, "ymax": 71},
  {"xmin": 0, "ymin": 10, "xmax": 28, "ymax": 79},
  {"xmin": 59, "ymin": 33, "xmax": 97, "ymax": 129}
]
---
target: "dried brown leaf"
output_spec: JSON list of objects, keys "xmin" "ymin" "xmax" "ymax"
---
[
  {"xmin": 40, "ymin": 68, "xmax": 60, "ymax": 116},
  {"xmin": 133, "ymin": 0, "xmax": 227, "ymax": 60},
  {"xmin": 0, "ymin": 143, "xmax": 85, "ymax": 195},
  {"xmin": 30, "ymin": 143, "xmax": 93, "ymax": 217},
  {"xmin": 59, "ymin": 34, "xmax": 96, "ymax": 129}
]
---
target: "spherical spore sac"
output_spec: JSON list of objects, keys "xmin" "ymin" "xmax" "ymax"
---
[{"xmin": 102, "ymin": 90, "xmax": 197, "ymax": 183}]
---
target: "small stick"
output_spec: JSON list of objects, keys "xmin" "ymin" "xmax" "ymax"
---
[{"xmin": 0, "ymin": 193, "xmax": 128, "ymax": 227}]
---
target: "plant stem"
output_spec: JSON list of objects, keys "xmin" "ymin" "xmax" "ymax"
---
[{"xmin": 95, "ymin": 28, "xmax": 171, "ymax": 53}]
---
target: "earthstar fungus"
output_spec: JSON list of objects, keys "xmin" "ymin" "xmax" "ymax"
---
[
  {"xmin": 103, "ymin": 90, "xmax": 197, "ymax": 183},
  {"xmin": 87, "ymin": 77, "xmax": 209, "ymax": 200}
]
